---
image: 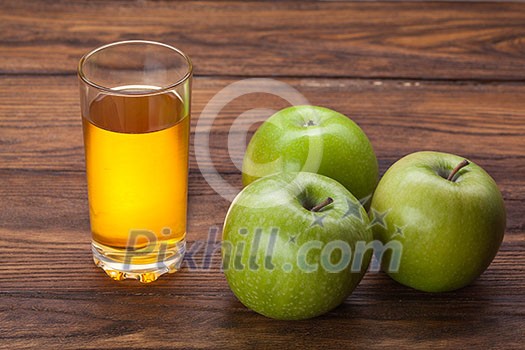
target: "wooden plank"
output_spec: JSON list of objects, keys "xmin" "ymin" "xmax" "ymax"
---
[
  {"xmin": 0, "ymin": 169, "xmax": 523, "ymax": 235},
  {"xmin": 2, "ymin": 286, "xmax": 523, "ymax": 349},
  {"xmin": 2, "ymin": 282, "xmax": 521, "ymax": 347},
  {"xmin": 0, "ymin": 221, "xmax": 523, "ymax": 349},
  {"xmin": 0, "ymin": 183, "xmax": 524, "ymax": 347},
  {"xmin": 0, "ymin": 220, "xmax": 522, "ymax": 290},
  {"xmin": 2, "ymin": 1, "xmax": 525, "ymax": 79},
  {"xmin": 1, "ymin": 76, "xmax": 524, "ymax": 171}
]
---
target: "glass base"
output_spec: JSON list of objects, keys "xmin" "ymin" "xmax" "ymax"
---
[{"xmin": 92, "ymin": 239, "xmax": 186, "ymax": 283}]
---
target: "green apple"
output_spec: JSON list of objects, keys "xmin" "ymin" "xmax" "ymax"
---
[
  {"xmin": 242, "ymin": 106, "xmax": 378, "ymax": 206},
  {"xmin": 370, "ymin": 151, "xmax": 506, "ymax": 292},
  {"xmin": 222, "ymin": 172, "xmax": 373, "ymax": 320}
]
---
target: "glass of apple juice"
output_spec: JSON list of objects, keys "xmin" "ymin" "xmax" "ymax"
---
[{"xmin": 78, "ymin": 40, "xmax": 192, "ymax": 283}]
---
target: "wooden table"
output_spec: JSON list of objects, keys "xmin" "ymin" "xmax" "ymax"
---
[{"xmin": 1, "ymin": 1, "xmax": 524, "ymax": 348}]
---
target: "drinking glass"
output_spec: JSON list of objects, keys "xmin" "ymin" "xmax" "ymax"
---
[{"xmin": 78, "ymin": 40, "xmax": 192, "ymax": 282}]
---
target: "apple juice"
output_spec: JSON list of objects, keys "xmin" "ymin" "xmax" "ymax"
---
[{"xmin": 82, "ymin": 86, "xmax": 189, "ymax": 262}]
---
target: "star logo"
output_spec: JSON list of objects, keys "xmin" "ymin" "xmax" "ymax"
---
[
  {"xmin": 368, "ymin": 208, "xmax": 389, "ymax": 230},
  {"xmin": 343, "ymin": 198, "xmax": 363, "ymax": 222},
  {"xmin": 310, "ymin": 214, "xmax": 327, "ymax": 228},
  {"xmin": 359, "ymin": 194, "xmax": 372, "ymax": 208},
  {"xmin": 392, "ymin": 225, "xmax": 405, "ymax": 238}
]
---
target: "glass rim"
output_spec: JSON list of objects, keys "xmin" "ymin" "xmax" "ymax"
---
[{"xmin": 77, "ymin": 40, "xmax": 193, "ymax": 96}]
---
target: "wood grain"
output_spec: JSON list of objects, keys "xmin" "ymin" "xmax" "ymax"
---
[
  {"xmin": 2, "ymin": 76, "xmax": 524, "ymax": 231},
  {"xmin": 1, "ymin": 74, "xmax": 524, "ymax": 348},
  {"xmin": 2, "ymin": 1, "xmax": 525, "ymax": 80},
  {"xmin": 2, "ymin": 76, "xmax": 524, "ymax": 171},
  {"xmin": 1, "ymin": 256, "xmax": 524, "ymax": 349},
  {"xmin": 1, "ymin": 1, "xmax": 525, "ymax": 349}
]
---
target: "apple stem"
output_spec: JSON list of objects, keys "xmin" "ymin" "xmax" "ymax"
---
[
  {"xmin": 447, "ymin": 159, "xmax": 470, "ymax": 181},
  {"xmin": 305, "ymin": 120, "xmax": 316, "ymax": 127},
  {"xmin": 311, "ymin": 197, "xmax": 334, "ymax": 212}
]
